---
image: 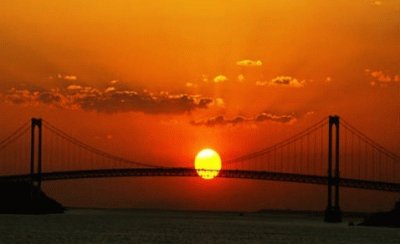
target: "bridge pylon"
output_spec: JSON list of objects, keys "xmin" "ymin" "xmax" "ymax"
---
[
  {"xmin": 324, "ymin": 115, "xmax": 342, "ymax": 222},
  {"xmin": 30, "ymin": 118, "xmax": 42, "ymax": 194}
]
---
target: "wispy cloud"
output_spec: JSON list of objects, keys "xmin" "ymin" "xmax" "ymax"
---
[
  {"xmin": 185, "ymin": 82, "xmax": 198, "ymax": 88},
  {"xmin": 104, "ymin": 87, "xmax": 116, "ymax": 93},
  {"xmin": 371, "ymin": 1, "xmax": 382, "ymax": 6},
  {"xmin": 64, "ymin": 75, "xmax": 77, "ymax": 81},
  {"xmin": 67, "ymin": 84, "xmax": 82, "ymax": 90},
  {"xmin": 236, "ymin": 59, "xmax": 262, "ymax": 67},
  {"xmin": 52, "ymin": 74, "xmax": 78, "ymax": 81},
  {"xmin": 237, "ymin": 74, "xmax": 245, "ymax": 82},
  {"xmin": 365, "ymin": 69, "xmax": 400, "ymax": 87},
  {"xmin": 213, "ymin": 75, "xmax": 228, "ymax": 83},
  {"xmin": 191, "ymin": 112, "xmax": 297, "ymax": 127}
]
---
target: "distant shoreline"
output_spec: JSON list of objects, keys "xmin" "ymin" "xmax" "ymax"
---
[{"xmin": 63, "ymin": 207, "xmax": 369, "ymax": 218}]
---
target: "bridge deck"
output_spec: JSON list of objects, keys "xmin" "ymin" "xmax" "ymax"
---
[{"xmin": 0, "ymin": 168, "xmax": 399, "ymax": 192}]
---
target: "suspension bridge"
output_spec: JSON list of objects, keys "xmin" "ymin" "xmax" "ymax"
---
[{"xmin": 0, "ymin": 116, "xmax": 399, "ymax": 222}]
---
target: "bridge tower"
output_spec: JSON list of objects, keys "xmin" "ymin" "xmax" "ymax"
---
[
  {"xmin": 30, "ymin": 118, "xmax": 42, "ymax": 192},
  {"xmin": 325, "ymin": 115, "xmax": 342, "ymax": 222}
]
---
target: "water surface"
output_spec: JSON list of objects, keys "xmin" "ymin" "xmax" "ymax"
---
[{"xmin": 0, "ymin": 209, "xmax": 398, "ymax": 243}]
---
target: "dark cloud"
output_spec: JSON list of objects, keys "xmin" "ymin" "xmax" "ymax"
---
[
  {"xmin": 77, "ymin": 90, "xmax": 213, "ymax": 114},
  {"xmin": 255, "ymin": 113, "xmax": 294, "ymax": 123},
  {"xmin": 191, "ymin": 112, "xmax": 297, "ymax": 127},
  {"xmin": 1, "ymin": 86, "xmax": 214, "ymax": 115},
  {"xmin": 191, "ymin": 115, "xmax": 246, "ymax": 127},
  {"xmin": 256, "ymin": 76, "xmax": 305, "ymax": 87},
  {"xmin": 37, "ymin": 91, "xmax": 62, "ymax": 104}
]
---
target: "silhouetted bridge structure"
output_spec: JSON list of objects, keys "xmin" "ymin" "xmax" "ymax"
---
[
  {"xmin": 0, "ymin": 116, "xmax": 399, "ymax": 222},
  {"xmin": 2, "ymin": 168, "xmax": 399, "ymax": 193}
]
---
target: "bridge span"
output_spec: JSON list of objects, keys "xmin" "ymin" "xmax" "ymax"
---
[{"xmin": 1, "ymin": 168, "xmax": 399, "ymax": 192}]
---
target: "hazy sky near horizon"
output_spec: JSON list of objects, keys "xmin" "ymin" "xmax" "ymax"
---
[{"xmin": 0, "ymin": 1, "xmax": 399, "ymax": 211}]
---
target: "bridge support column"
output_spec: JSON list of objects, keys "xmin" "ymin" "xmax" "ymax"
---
[
  {"xmin": 325, "ymin": 115, "xmax": 342, "ymax": 222},
  {"xmin": 30, "ymin": 118, "xmax": 42, "ymax": 195}
]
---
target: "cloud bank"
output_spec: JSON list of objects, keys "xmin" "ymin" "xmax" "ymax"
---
[
  {"xmin": 191, "ymin": 112, "xmax": 297, "ymax": 127},
  {"xmin": 1, "ymin": 86, "xmax": 214, "ymax": 114}
]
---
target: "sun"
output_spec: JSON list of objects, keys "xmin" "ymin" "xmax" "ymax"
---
[{"xmin": 194, "ymin": 148, "xmax": 222, "ymax": 180}]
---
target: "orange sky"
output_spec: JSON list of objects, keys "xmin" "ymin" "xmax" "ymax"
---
[{"xmin": 0, "ymin": 1, "xmax": 399, "ymax": 211}]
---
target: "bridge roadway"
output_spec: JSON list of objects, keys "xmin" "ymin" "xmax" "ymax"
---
[{"xmin": 0, "ymin": 168, "xmax": 399, "ymax": 192}]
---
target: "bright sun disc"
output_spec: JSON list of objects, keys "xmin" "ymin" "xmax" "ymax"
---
[{"xmin": 194, "ymin": 148, "xmax": 222, "ymax": 180}]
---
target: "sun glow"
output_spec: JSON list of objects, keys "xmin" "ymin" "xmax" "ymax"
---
[{"xmin": 194, "ymin": 148, "xmax": 222, "ymax": 180}]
